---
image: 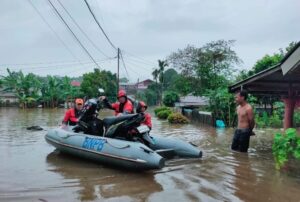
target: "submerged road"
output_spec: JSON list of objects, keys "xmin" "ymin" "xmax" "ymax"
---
[{"xmin": 0, "ymin": 107, "xmax": 299, "ymax": 202}]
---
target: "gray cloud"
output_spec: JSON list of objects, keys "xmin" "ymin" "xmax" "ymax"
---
[{"xmin": 0, "ymin": 0, "xmax": 299, "ymax": 81}]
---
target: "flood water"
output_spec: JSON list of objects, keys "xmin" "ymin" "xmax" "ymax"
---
[{"xmin": 0, "ymin": 107, "xmax": 300, "ymax": 202}]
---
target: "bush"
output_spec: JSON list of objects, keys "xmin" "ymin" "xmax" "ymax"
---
[
  {"xmin": 157, "ymin": 110, "xmax": 172, "ymax": 119},
  {"xmin": 255, "ymin": 112, "xmax": 268, "ymax": 128},
  {"xmin": 163, "ymin": 91, "xmax": 179, "ymax": 107},
  {"xmin": 255, "ymin": 111, "xmax": 282, "ymax": 128},
  {"xmin": 168, "ymin": 112, "xmax": 189, "ymax": 124},
  {"xmin": 154, "ymin": 106, "xmax": 171, "ymax": 115},
  {"xmin": 269, "ymin": 112, "xmax": 282, "ymax": 128},
  {"xmin": 294, "ymin": 110, "xmax": 300, "ymax": 127},
  {"xmin": 272, "ymin": 128, "xmax": 300, "ymax": 169}
]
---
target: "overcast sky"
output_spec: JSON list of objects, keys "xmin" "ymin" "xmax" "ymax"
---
[{"xmin": 0, "ymin": 0, "xmax": 299, "ymax": 82}]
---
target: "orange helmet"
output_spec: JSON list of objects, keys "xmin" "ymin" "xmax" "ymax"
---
[
  {"xmin": 136, "ymin": 101, "xmax": 147, "ymax": 113},
  {"xmin": 117, "ymin": 90, "xmax": 127, "ymax": 98},
  {"xmin": 139, "ymin": 101, "xmax": 147, "ymax": 108}
]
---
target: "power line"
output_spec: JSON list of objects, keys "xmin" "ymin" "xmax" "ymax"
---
[
  {"xmin": 0, "ymin": 58, "xmax": 116, "ymax": 72},
  {"xmin": 118, "ymin": 58, "xmax": 149, "ymax": 79},
  {"xmin": 121, "ymin": 49, "xmax": 157, "ymax": 66},
  {"xmin": 0, "ymin": 57, "xmax": 115, "ymax": 67},
  {"xmin": 83, "ymin": 0, "xmax": 117, "ymax": 51},
  {"xmin": 56, "ymin": 0, "xmax": 111, "ymax": 58},
  {"xmin": 27, "ymin": 0, "xmax": 83, "ymax": 65},
  {"xmin": 123, "ymin": 56, "xmax": 155, "ymax": 72},
  {"xmin": 119, "ymin": 50, "xmax": 130, "ymax": 79},
  {"xmin": 47, "ymin": 0, "xmax": 101, "ymax": 69}
]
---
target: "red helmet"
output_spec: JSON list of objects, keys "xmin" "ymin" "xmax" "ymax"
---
[
  {"xmin": 139, "ymin": 101, "xmax": 147, "ymax": 108},
  {"xmin": 118, "ymin": 90, "xmax": 127, "ymax": 98}
]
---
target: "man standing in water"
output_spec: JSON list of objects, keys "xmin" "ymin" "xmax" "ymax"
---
[{"xmin": 231, "ymin": 90, "xmax": 255, "ymax": 152}]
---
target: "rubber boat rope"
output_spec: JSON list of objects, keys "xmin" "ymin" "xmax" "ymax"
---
[{"xmin": 105, "ymin": 139, "xmax": 130, "ymax": 149}]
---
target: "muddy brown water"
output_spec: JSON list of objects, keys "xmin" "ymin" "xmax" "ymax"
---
[{"xmin": 0, "ymin": 108, "xmax": 299, "ymax": 202}]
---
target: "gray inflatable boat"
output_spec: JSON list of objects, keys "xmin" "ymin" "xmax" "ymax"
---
[{"xmin": 45, "ymin": 127, "xmax": 202, "ymax": 170}]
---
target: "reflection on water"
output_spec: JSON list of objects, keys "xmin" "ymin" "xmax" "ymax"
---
[
  {"xmin": 0, "ymin": 108, "xmax": 300, "ymax": 202},
  {"xmin": 46, "ymin": 151, "xmax": 162, "ymax": 201}
]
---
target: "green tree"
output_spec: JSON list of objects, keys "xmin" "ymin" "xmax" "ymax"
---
[
  {"xmin": 119, "ymin": 77, "xmax": 129, "ymax": 83},
  {"xmin": 60, "ymin": 76, "xmax": 83, "ymax": 103},
  {"xmin": 80, "ymin": 69, "xmax": 117, "ymax": 100},
  {"xmin": 206, "ymin": 87, "xmax": 236, "ymax": 127},
  {"xmin": 2, "ymin": 69, "xmax": 41, "ymax": 108},
  {"xmin": 152, "ymin": 69, "xmax": 159, "ymax": 84},
  {"xmin": 158, "ymin": 60, "xmax": 168, "ymax": 104},
  {"xmin": 239, "ymin": 41, "xmax": 298, "ymax": 78},
  {"xmin": 151, "ymin": 60, "xmax": 169, "ymax": 105},
  {"xmin": 146, "ymin": 83, "xmax": 160, "ymax": 106},
  {"xmin": 248, "ymin": 54, "xmax": 283, "ymax": 76},
  {"xmin": 172, "ymin": 75, "xmax": 194, "ymax": 96},
  {"xmin": 163, "ymin": 68, "xmax": 178, "ymax": 90},
  {"xmin": 163, "ymin": 91, "xmax": 179, "ymax": 107},
  {"xmin": 40, "ymin": 76, "xmax": 62, "ymax": 108},
  {"xmin": 168, "ymin": 40, "xmax": 241, "ymax": 94}
]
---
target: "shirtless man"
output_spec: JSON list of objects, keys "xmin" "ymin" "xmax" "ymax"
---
[{"xmin": 231, "ymin": 90, "xmax": 255, "ymax": 152}]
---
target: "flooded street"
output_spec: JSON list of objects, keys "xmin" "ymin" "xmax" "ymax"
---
[{"xmin": 0, "ymin": 108, "xmax": 300, "ymax": 202}]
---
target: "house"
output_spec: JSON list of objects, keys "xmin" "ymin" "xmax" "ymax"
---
[
  {"xmin": 136, "ymin": 79, "xmax": 154, "ymax": 91},
  {"xmin": 119, "ymin": 79, "xmax": 154, "ymax": 95},
  {"xmin": 119, "ymin": 82, "xmax": 137, "ymax": 95},
  {"xmin": 175, "ymin": 95, "xmax": 209, "ymax": 108},
  {"xmin": 71, "ymin": 81, "xmax": 81, "ymax": 87},
  {"xmin": 0, "ymin": 90, "xmax": 18, "ymax": 106}
]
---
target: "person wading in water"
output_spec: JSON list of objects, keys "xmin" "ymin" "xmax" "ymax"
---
[{"xmin": 231, "ymin": 90, "xmax": 255, "ymax": 152}]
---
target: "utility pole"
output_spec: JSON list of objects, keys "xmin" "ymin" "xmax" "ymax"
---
[{"xmin": 117, "ymin": 48, "xmax": 120, "ymax": 94}]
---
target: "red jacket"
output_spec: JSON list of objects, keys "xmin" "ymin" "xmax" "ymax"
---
[
  {"xmin": 63, "ymin": 108, "xmax": 80, "ymax": 125},
  {"xmin": 141, "ymin": 113, "xmax": 152, "ymax": 129},
  {"xmin": 111, "ymin": 100, "xmax": 134, "ymax": 116}
]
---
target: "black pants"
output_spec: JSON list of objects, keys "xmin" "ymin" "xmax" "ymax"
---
[{"xmin": 231, "ymin": 128, "xmax": 251, "ymax": 152}]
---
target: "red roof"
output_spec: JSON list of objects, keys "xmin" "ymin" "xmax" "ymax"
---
[{"xmin": 71, "ymin": 81, "xmax": 81, "ymax": 87}]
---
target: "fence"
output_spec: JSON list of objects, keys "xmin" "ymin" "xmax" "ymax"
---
[{"xmin": 182, "ymin": 108, "xmax": 215, "ymax": 126}]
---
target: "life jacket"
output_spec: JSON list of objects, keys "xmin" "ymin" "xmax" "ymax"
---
[
  {"xmin": 141, "ymin": 112, "xmax": 152, "ymax": 129},
  {"xmin": 111, "ymin": 99, "xmax": 134, "ymax": 116},
  {"xmin": 63, "ymin": 108, "xmax": 80, "ymax": 125}
]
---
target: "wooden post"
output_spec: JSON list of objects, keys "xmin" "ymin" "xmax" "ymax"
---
[
  {"xmin": 283, "ymin": 98, "xmax": 295, "ymax": 129},
  {"xmin": 283, "ymin": 86, "xmax": 296, "ymax": 129}
]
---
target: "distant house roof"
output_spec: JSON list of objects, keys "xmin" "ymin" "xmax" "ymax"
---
[
  {"xmin": 119, "ymin": 82, "xmax": 136, "ymax": 86},
  {"xmin": 71, "ymin": 81, "xmax": 81, "ymax": 87},
  {"xmin": 0, "ymin": 89, "xmax": 17, "ymax": 99},
  {"xmin": 175, "ymin": 95, "xmax": 209, "ymax": 107},
  {"xmin": 119, "ymin": 79, "xmax": 154, "ymax": 90},
  {"xmin": 137, "ymin": 79, "xmax": 154, "ymax": 90},
  {"xmin": 137, "ymin": 79, "xmax": 153, "ymax": 84}
]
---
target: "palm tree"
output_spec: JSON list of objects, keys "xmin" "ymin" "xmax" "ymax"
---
[
  {"xmin": 158, "ymin": 60, "xmax": 168, "ymax": 105},
  {"xmin": 158, "ymin": 60, "xmax": 168, "ymax": 84},
  {"xmin": 152, "ymin": 69, "xmax": 159, "ymax": 84}
]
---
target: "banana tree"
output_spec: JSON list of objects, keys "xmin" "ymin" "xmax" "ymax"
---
[
  {"xmin": 40, "ymin": 76, "xmax": 62, "ymax": 108},
  {"xmin": 2, "ymin": 69, "xmax": 41, "ymax": 108}
]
